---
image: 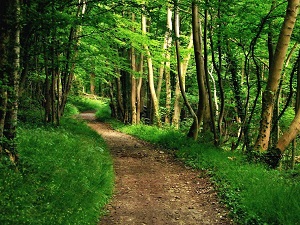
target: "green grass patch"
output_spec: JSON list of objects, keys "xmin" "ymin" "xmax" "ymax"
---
[
  {"xmin": 111, "ymin": 122, "xmax": 300, "ymax": 225},
  {"xmin": 0, "ymin": 117, "xmax": 114, "ymax": 225},
  {"xmin": 68, "ymin": 96, "xmax": 108, "ymax": 113},
  {"xmin": 118, "ymin": 123, "xmax": 192, "ymax": 150},
  {"xmin": 95, "ymin": 103, "xmax": 111, "ymax": 122}
]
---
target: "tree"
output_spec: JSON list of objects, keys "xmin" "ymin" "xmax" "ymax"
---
[
  {"xmin": 142, "ymin": 6, "xmax": 162, "ymax": 127},
  {"xmin": 0, "ymin": 0, "xmax": 21, "ymax": 163},
  {"xmin": 187, "ymin": 1, "xmax": 207, "ymax": 139},
  {"xmin": 174, "ymin": 0, "xmax": 198, "ymax": 140},
  {"xmin": 255, "ymin": 0, "xmax": 300, "ymax": 152}
]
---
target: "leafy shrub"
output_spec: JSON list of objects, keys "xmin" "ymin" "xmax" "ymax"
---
[
  {"xmin": 63, "ymin": 103, "xmax": 80, "ymax": 117},
  {"xmin": 95, "ymin": 103, "xmax": 111, "ymax": 122}
]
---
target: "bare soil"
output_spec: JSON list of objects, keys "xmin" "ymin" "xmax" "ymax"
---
[{"xmin": 80, "ymin": 112, "xmax": 233, "ymax": 225}]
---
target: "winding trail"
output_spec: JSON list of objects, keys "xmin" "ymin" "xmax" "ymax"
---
[{"xmin": 80, "ymin": 112, "xmax": 233, "ymax": 225}]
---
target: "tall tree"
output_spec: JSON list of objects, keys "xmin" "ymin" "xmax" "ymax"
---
[
  {"xmin": 142, "ymin": 7, "xmax": 162, "ymax": 126},
  {"xmin": 174, "ymin": 0, "xmax": 198, "ymax": 139},
  {"xmin": 255, "ymin": 0, "xmax": 299, "ymax": 151},
  {"xmin": 0, "ymin": 0, "xmax": 21, "ymax": 163},
  {"xmin": 187, "ymin": 1, "xmax": 207, "ymax": 139},
  {"xmin": 270, "ymin": 52, "xmax": 300, "ymax": 167}
]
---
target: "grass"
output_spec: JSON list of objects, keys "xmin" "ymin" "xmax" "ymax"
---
[
  {"xmin": 68, "ymin": 96, "xmax": 109, "ymax": 113},
  {"xmin": 112, "ymin": 122, "xmax": 300, "ymax": 225},
  {"xmin": 0, "ymin": 115, "xmax": 114, "ymax": 224}
]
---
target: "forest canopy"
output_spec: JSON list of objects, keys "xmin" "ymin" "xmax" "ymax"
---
[{"xmin": 1, "ymin": 0, "xmax": 300, "ymax": 168}]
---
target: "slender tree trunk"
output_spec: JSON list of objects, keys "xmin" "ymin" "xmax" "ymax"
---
[
  {"xmin": 0, "ymin": 0, "xmax": 20, "ymax": 163},
  {"xmin": 188, "ymin": 1, "xmax": 206, "ymax": 139},
  {"xmin": 272, "ymin": 51, "xmax": 300, "ymax": 165},
  {"xmin": 210, "ymin": 1, "xmax": 225, "ymax": 139},
  {"xmin": 255, "ymin": 0, "xmax": 299, "ymax": 151},
  {"xmin": 142, "ymin": 10, "xmax": 161, "ymax": 126},
  {"xmin": 90, "ymin": 72, "xmax": 96, "ymax": 95},
  {"xmin": 174, "ymin": 0, "xmax": 198, "ymax": 140},
  {"xmin": 59, "ymin": 0, "xmax": 87, "ymax": 119},
  {"xmin": 136, "ymin": 52, "xmax": 144, "ymax": 124},
  {"xmin": 156, "ymin": 7, "xmax": 172, "ymax": 102},
  {"xmin": 203, "ymin": 2, "xmax": 217, "ymax": 143},
  {"xmin": 273, "ymin": 43, "xmax": 298, "ymax": 145},
  {"xmin": 291, "ymin": 52, "xmax": 300, "ymax": 169},
  {"xmin": 131, "ymin": 46, "xmax": 137, "ymax": 124},
  {"xmin": 108, "ymin": 81, "xmax": 117, "ymax": 118},
  {"xmin": 172, "ymin": 33, "xmax": 193, "ymax": 128},
  {"xmin": 164, "ymin": 7, "xmax": 173, "ymax": 124}
]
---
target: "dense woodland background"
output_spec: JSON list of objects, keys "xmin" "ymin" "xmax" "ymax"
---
[
  {"xmin": 2, "ymin": 0, "xmax": 300, "ymax": 167},
  {"xmin": 1, "ymin": 0, "xmax": 300, "ymax": 224}
]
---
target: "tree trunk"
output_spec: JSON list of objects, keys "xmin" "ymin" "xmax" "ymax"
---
[
  {"xmin": 156, "ymin": 7, "xmax": 172, "ymax": 103},
  {"xmin": 172, "ymin": 33, "xmax": 193, "ymax": 129},
  {"xmin": 174, "ymin": 0, "xmax": 198, "ymax": 140},
  {"xmin": 255, "ymin": 0, "xmax": 299, "ymax": 151},
  {"xmin": 188, "ymin": 1, "xmax": 206, "ymax": 139},
  {"xmin": 142, "ymin": 11, "xmax": 161, "ymax": 126},
  {"xmin": 0, "ymin": 0, "xmax": 20, "ymax": 163},
  {"xmin": 273, "ymin": 43, "xmax": 298, "ymax": 145},
  {"xmin": 274, "ymin": 51, "xmax": 300, "ymax": 156},
  {"xmin": 164, "ymin": 7, "xmax": 173, "ymax": 124},
  {"xmin": 90, "ymin": 72, "xmax": 96, "ymax": 95},
  {"xmin": 136, "ymin": 52, "xmax": 144, "ymax": 124},
  {"xmin": 116, "ymin": 76, "xmax": 125, "ymax": 121},
  {"xmin": 131, "ymin": 46, "xmax": 137, "ymax": 124}
]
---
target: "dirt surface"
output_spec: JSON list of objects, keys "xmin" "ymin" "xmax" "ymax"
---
[{"xmin": 80, "ymin": 112, "xmax": 233, "ymax": 225}]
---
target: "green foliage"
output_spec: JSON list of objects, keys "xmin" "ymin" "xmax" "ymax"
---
[
  {"xmin": 118, "ymin": 124, "xmax": 192, "ymax": 150},
  {"xmin": 95, "ymin": 103, "xmax": 112, "ymax": 122},
  {"xmin": 112, "ymin": 121, "xmax": 300, "ymax": 225},
  {"xmin": 0, "ymin": 118, "xmax": 114, "ymax": 225},
  {"xmin": 280, "ymin": 107, "xmax": 295, "ymax": 131},
  {"xmin": 63, "ymin": 103, "xmax": 80, "ymax": 117},
  {"xmin": 68, "ymin": 96, "xmax": 107, "ymax": 112},
  {"xmin": 182, "ymin": 148, "xmax": 300, "ymax": 225}
]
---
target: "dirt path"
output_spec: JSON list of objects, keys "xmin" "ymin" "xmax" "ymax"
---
[{"xmin": 80, "ymin": 112, "xmax": 233, "ymax": 225}]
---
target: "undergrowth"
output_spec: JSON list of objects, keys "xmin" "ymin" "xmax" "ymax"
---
[
  {"xmin": 68, "ymin": 96, "xmax": 109, "ymax": 113},
  {"xmin": 67, "ymin": 95, "xmax": 111, "ymax": 122},
  {"xmin": 0, "ymin": 117, "xmax": 114, "ymax": 224},
  {"xmin": 113, "ymin": 122, "xmax": 300, "ymax": 225}
]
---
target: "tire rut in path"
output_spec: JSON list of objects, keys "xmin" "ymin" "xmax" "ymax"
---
[{"xmin": 80, "ymin": 113, "xmax": 233, "ymax": 225}]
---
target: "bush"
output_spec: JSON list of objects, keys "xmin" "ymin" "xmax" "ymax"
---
[
  {"xmin": 63, "ymin": 103, "xmax": 80, "ymax": 117},
  {"xmin": 95, "ymin": 103, "xmax": 111, "ymax": 122}
]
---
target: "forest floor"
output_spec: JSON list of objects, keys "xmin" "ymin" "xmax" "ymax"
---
[{"xmin": 80, "ymin": 112, "xmax": 234, "ymax": 225}]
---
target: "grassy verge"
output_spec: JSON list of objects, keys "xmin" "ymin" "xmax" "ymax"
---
[
  {"xmin": 67, "ymin": 96, "xmax": 109, "ymax": 113},
  {"xmin": 112, "ymin": 122, "xmax": 300, "ymax": 225},
  {"xmin": 0, "ymin": 116, "xmax": 114, "ymax": 224}
]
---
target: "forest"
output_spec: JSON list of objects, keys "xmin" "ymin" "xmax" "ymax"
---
[{"xmin": 1, "ymin": 0, "xmax": 300, "ymax": 224}]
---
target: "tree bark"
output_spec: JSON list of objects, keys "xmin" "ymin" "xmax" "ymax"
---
[
  {"xmin": 276, "ymin": 51, "xmax": 300, "ymax": 154},
  {"xmin": 90, "ymin": 72, "xmax": 96, "ymax": 95},
  {"xmin": 174, "ymin": 0, "xmax": 198, "ymax": 140},
  {"xmin": 131, "ymin": 46, "xmax": 137, "ymax": 124},
  {"xmin": 0, "ymin": 0, "xmax": 21, "ymax": 162},
  {"xmin": 142, "ymin": 10, "xmax": 161, "ymax": 126},
  {"xmin": 255, "ymin": 0, "xmax": 299, "ymax": 151},
  {"xmin": 172, "ymin": 33, "xmax": 193, "ymax": 129},
  {"xmin": 188, "ymin": 1, "xmax": 206, "ymax": 139}
]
